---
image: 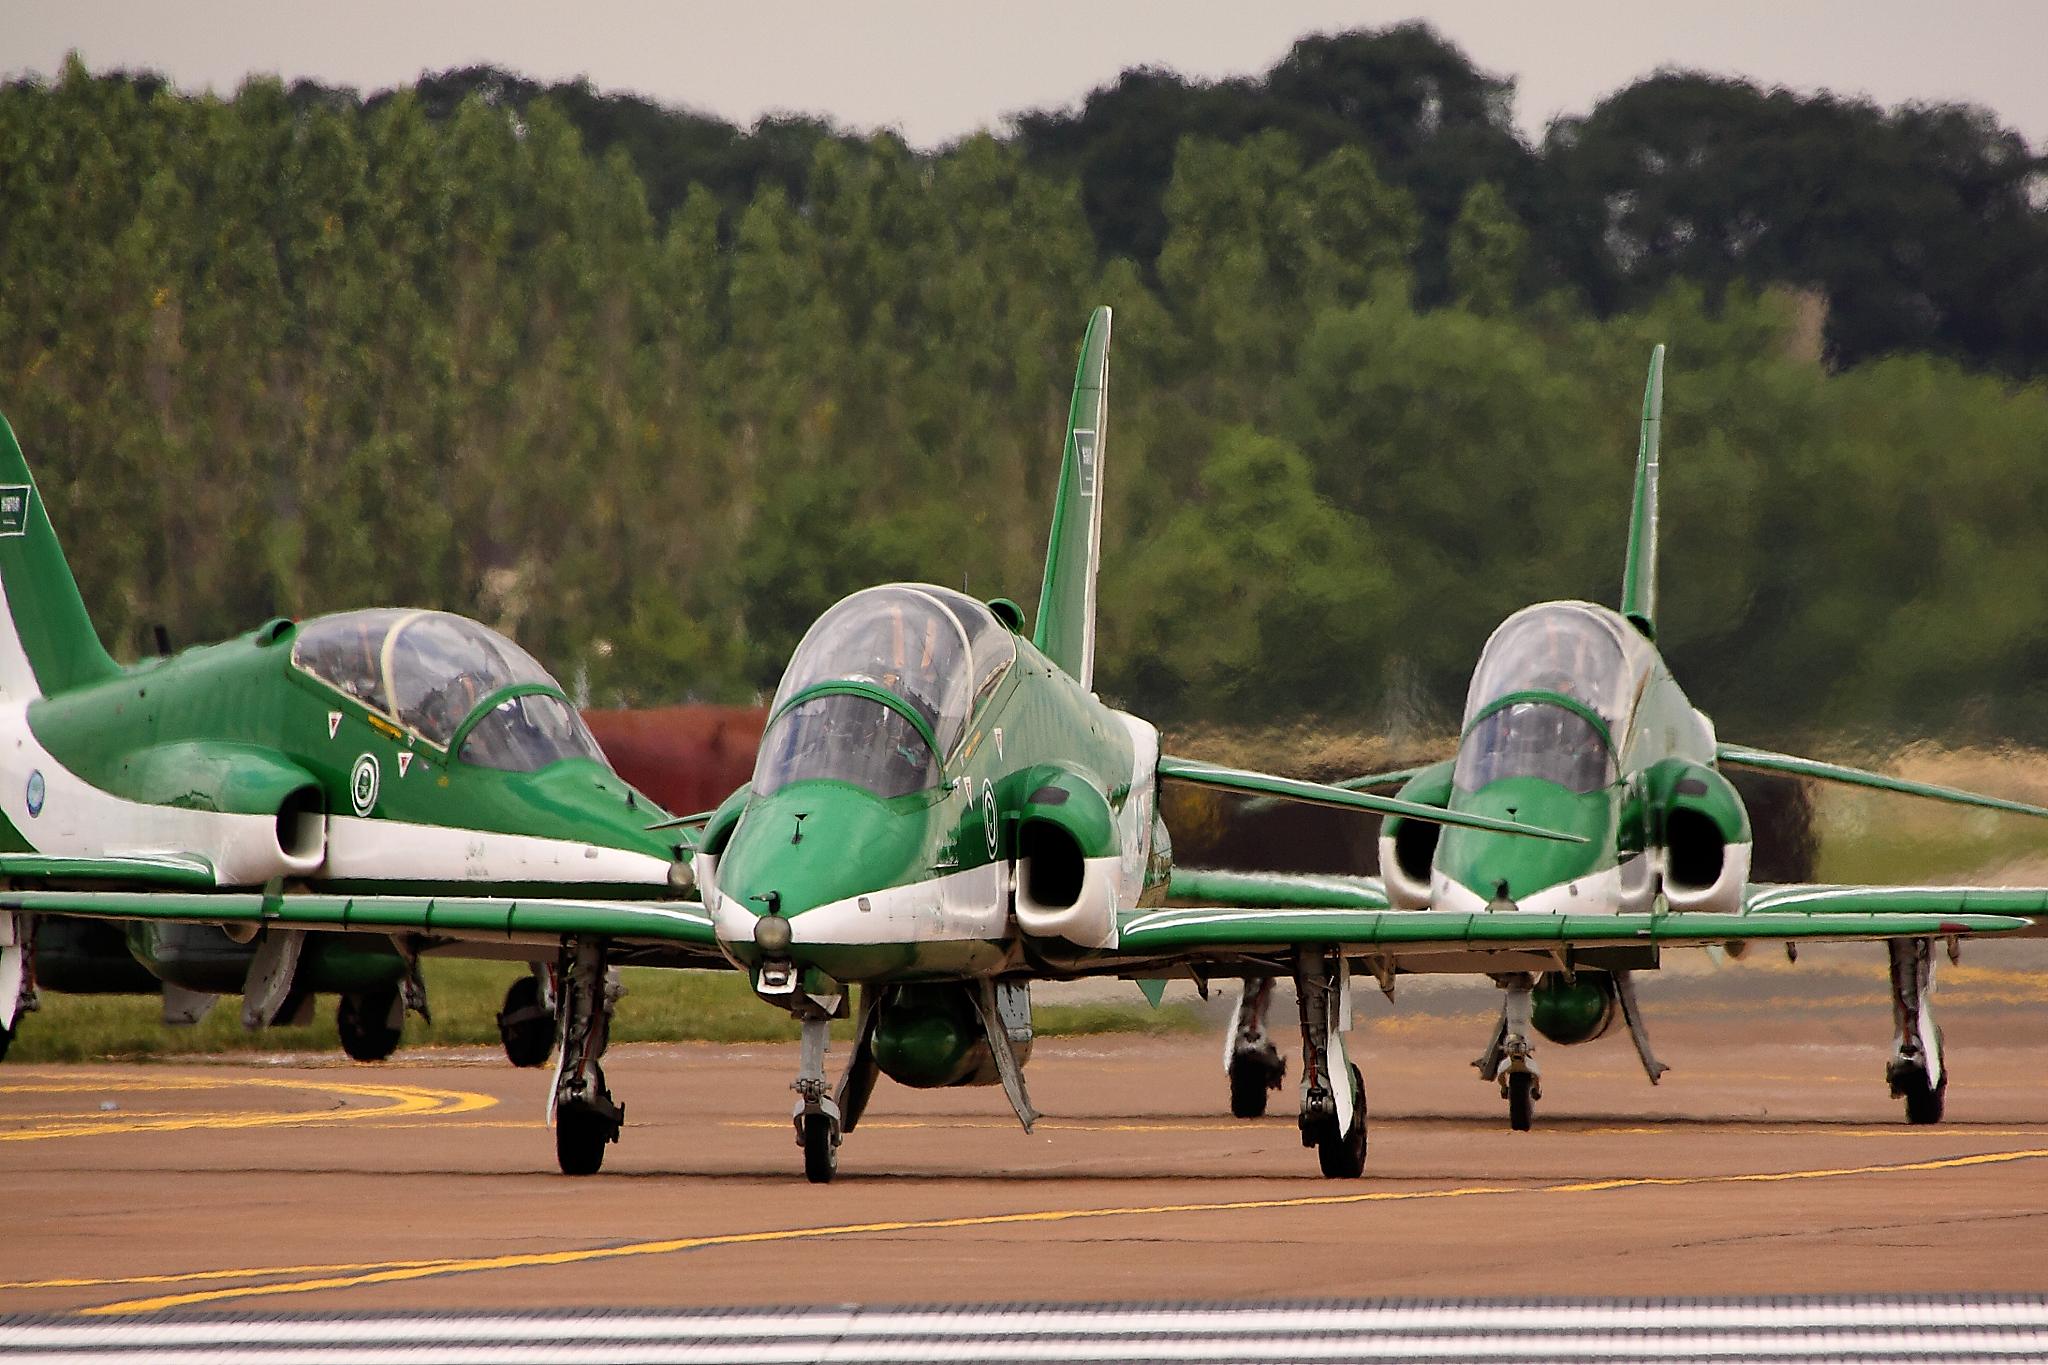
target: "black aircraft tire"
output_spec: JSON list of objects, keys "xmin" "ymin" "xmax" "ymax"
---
[
  {"xmin": 1903, "ymin": 1068, "xmax": 1947, "ymax": 1126},
  {"xmin": 336, "ymin": 990, "xmax": 402, "ymax": 1063},
  {"xmin": 801, "ymin": 1112, "xmax": 839, "ymax": 1184},
  {"xmin": 556, "ymin": 1106, "xmax": 611, "ymax": 1176},
  {"xmin": 0, "ymin": 1018, "xmax": 13, "ymax": 1064},
  {"xmin": 1316, "ymin": 1064, "xmax": 1368, "ymax": 1179},
  {"xmin": 497, "ymin": 976, "xmax": 555, "ymax": 1068},
  {"xmin": 1507, "ymin": 1070, "xmax": 1535, "ymax": 1132},
  {"xmin": 1228, "ymin": 1055, "xmax": 1273, "ymax": 1119}
]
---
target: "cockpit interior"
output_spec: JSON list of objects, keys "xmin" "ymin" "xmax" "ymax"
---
[
  {"xmin": 754, "ymin": 585, "xmax": 1016, "ymax": 798},
  {"xmin": 291, "ymin": 609, "xmax": 606, "ymax": 773}
]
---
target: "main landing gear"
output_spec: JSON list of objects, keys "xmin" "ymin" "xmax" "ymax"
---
[
  {"xmin": 336, "ymin": 988, "xmax": 403, "ymax": 1062},
  {"xmin": 1294, "ymin": 949, "xmax": 1366, "ymax": 1178},
  {"xmin": 497, "ymin": 967, "xmax": 556, "ymax": 1068},
  {"xmin": 551, "ymin": 938, "xmax": 625, "ymax": 1175},
  {"xmin": 1225, "ymin": 975, "xmax": 1287, "ymax": 1119},
  {"xmin": 1886, "ymin": 937, "xmax": 1946, "ymax": 1125}
]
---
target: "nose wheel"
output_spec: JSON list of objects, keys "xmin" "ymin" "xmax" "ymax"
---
[
  {"xmin": 1477, "ymin": 973, "xmax": 1541, "ymax": 1131},
  {"xmin": 1505, "ymin": 1069, "xmax": 1536, "ymax": 1132}
]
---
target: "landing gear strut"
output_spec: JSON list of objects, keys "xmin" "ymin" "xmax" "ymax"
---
[
  {"xmin": 794, "ymin": 1014, "xmax": 842, "ymax": 1184},
  {"xmin": 550, "ymin": 938, "xmax": 624, "ymax": 1175},
  {"xmin": 1886, "ymin": 937, "xmax": 1946, "ymax": 1125},
  {"xmin": 1293, "ymin": 948, "xmax": 1366, "ymax": 1177},
  {"xmin": 1226, "ymin": 975, "xmax": 1286, "ymax": 1119},
  {"xmin": 1476, "ymin": 972, "xmax": 1540, "ymax": 1131}
]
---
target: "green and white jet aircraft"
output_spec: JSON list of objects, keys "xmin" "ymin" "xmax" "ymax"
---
[
  {"xmin": 1202, "ymin": 343, "xmax": 2048, "ymax": 1133},
  {"xmin": 0, "ymin": 411, "xmax": 692, "ymax": 1063},
  {"xmin": 4, "ymin": 315, "xmax": 2033, "ymax": 1183}
]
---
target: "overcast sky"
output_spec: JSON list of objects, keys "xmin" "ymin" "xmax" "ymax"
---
[{"xmin": 8, "ymin": 0, "xmax": 2045, "ymax": 151}]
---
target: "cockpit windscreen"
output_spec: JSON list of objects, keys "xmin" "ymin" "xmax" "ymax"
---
[
  {"xmin": 1464, "ymin": 604, "xmax": 1647, "ymax": 731},
  {"xmin": 1454, "ymin": 701, "xmax": 1615, "ymax": 794},
  {"xmin": 293, "ymin": 609, "xmax": 573, "ymax": 750}
]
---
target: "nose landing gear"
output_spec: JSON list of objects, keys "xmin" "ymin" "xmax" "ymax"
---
[
  {"xmin": 794, "ymin": 1014, "xmax": 843, "ymax": 1183},
  {"xmin": 1477, "ymin": 972, "xmax": 1541, "ymax": 1131}
]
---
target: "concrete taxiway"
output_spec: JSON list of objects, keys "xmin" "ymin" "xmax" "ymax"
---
[{"xmin": 5, "ymin": 942, "xmax": 2047, "ymax": 1316}]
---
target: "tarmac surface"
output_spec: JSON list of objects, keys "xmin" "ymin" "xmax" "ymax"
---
[{"xmin": 5, "ymin": 941, "xmax": 2048, "ymax": 1317}]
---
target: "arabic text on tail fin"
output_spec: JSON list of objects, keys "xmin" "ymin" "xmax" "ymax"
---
[{"xmin": 0, "ymin": 412, "xmax": 119, "ymax": 701}]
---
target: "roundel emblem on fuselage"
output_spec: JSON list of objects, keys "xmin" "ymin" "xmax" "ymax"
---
[
  {"xmin": 351, "ymin": 753, "xmax": 381, "ymax": 816},
  {"xmin": 982, "ymin": 780, "xmax": 998, "ymax": 859},
  {"xmin": 25, "ymin": 769, "xmax": 44, "ymax": 818}
]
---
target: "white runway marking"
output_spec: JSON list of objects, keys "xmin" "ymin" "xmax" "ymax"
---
[{"xmin": 5, "ymin": 1298, "xmax": 2048, "ymax": 1363}]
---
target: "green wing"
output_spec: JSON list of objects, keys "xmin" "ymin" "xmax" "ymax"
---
[
  {"xmin": 1167, "ymin": 867, "xmax": 1389, "ymax": 910},
  {"xmin": 0, "ymin": 889, "xmax": 724, "ymax": 954},
  {"xmin": 1744, "ymin": 883, "xmax": 2048, "ymax": 918},
  {"xmin": 1323, "ymin": 765, "xmax": 1438, "ymax": 794},
  {"xmin": 1117, "ymin": 905, "xmax": 2025, "ymax": 956},
  {"xmin": 0, "ymin": 852, "xmax": 218, "ymax": 888},
  {"xmin": 1158, "ymin": 755, "xmax": 1587, "ymax": 844},
  {"xmin": 1719, "ymin": 744, "xmax": 2048, "ymax": 819}
]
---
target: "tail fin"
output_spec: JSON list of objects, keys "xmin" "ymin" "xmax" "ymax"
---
[
  {"xmin": 1033, "ymin": 306, "xmax": 1111, "ymax": 689},
  {"xmin": 1619, "ymin": 344, "xmax": 1665, "ymax": 641},
  {"xmin": 0, "ymin": 412, "xmax": 120, "ymax": 701}
]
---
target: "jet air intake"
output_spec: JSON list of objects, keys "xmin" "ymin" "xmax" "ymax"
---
[
  {"xmin": 1012, "ymin": 771, "xmax": 1119, "ymax": 946},
  {"xmin": 1640, "ymin": 760, "xmax": 1752, "ymax": 914}
]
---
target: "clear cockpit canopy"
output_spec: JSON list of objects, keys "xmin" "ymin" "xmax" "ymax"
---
[
  {"xmin": 1453, "ymin": 603, "xmax": 1647, "ymax": 796},
  {"xmin": 291, "ymin": 608, "xmax": 604, "ymax": 769},
  {"xmin": 755, "ymin": 584, "xmax": 1017, "ymax": 798},
  {"xmin": 1454, "ymin": 701, "xmax": 1615, "ymax": 794},
  {"xmin": 1463, "ymin": 603, "xmax": 1653, "ymax": 733}
]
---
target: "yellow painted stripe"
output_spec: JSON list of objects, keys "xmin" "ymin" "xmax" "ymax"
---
[
  {"xmin": 3, "ymin": 1259, "xmax": 474, "ymax": 1292},
  {"xmin": 0, "ymin": 1076, "xmax": 495, "ymax": 1142},
  {"xmin": 80, "ymin": 1145, "xmax": 2048, "ymax": 1316}
]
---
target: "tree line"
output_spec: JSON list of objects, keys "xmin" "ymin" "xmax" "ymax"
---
[{"xmin": 2, "ymin": 33, "xmax": 2047, "ymax": 751}]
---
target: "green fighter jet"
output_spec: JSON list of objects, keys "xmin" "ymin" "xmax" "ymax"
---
[
  {"xmin": 0, "ymin": 412, "xmax": 691, "ymax": 1064},
  {"xmin": 4, "ymin": 315, "xmax": 2033, "ymax": 1184},
  {"xmin": 1204, "ymin": 344, "xmax": 2048, "ymax": 1134}
]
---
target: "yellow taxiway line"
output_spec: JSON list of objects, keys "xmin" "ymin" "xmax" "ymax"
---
[
  {"xmin": 49, "ymin": 1144, "xmax": 2048, "ymax": 1316},
  {"xmin": 0, "ymin": 1074, "xmax": 496, "ymax": 1142}
]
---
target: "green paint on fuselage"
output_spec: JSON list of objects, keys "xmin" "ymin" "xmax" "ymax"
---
[{"xmin": 22, "ymin": 617, "xmax": 680, "ymax": 883}]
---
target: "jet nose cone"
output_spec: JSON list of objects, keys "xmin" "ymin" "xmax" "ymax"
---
[{"xmin": 709, "ymin": 782, "xmax": 930, "ymax": 962}]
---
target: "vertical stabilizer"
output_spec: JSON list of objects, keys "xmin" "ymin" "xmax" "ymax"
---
[
  {"xmin": 1033, "ymin": 306, "xmax": 1111, "ymax": 688},
  {"xmin": 0, "ymin": 413, "xmax": 119, "ymax": 701},
  {"xmin": 1620, "ymin": 344, "xmax": 1665, "ymax": 641}
]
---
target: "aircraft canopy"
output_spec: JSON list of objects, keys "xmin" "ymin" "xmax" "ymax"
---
[
  {"xmin": 756, "ymin": 585, "xmax": 1016, "ymax": 798},
  {"xmin": 292, "ymin": 608, "xmax": 605, "ymax": 770},
  {"xmin": 1463, "ymin": 602, "xmax": 1653, "ymax": 733}
]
